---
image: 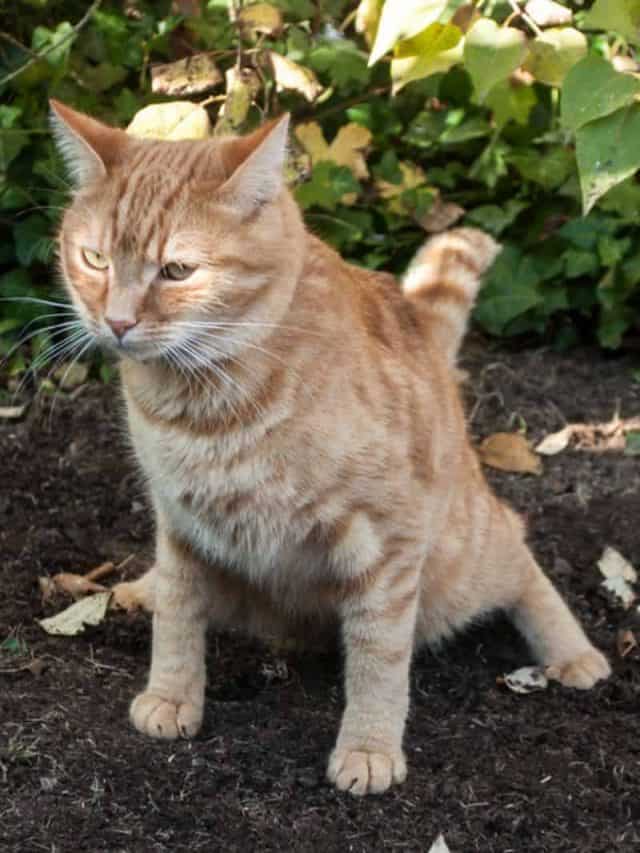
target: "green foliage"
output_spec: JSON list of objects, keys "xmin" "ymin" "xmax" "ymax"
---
[{"xmin": 2, "ymin": 0, "xmax": 640, "ymax": 373}]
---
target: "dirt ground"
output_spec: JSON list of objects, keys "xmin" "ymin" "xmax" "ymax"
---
[{"xmin": 1, "ymin": 341, "xmax": 640, "ymax": 853}]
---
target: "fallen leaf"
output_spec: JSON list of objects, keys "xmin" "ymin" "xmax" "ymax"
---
[
  {"xmin": 38, "ymin": 592, "xmax": 112, "ymax": 636},
  {"xmin": 237, "ymin": 3, "xmax": 283, "ymax": 37},
  {"xmin": 49, "ymin": 573, "xmax": 108, "ymax": 599},
  {"xmin": 0, "ymin": 404, "xmax": 26, "ymax": 419},
  {"xmin": 268, "ymin": 52, "xmax": 323, "ymax": 102},
  {"xmin": 524, "ymin": 0, "xmax": 572, "ymax": 27},
  {"xmin": 419, "ymin": 196, "xmax": 465, "ymax": 233},
  {"xmin": 535, "ymin": 425, "xmax": 571, "ymax": 456},
  {"xmin": 428, "ymin": 834, "xmax": 452, "ymax": 853},
  {"xmin": 598, "ymin": 546, "xmax": 637, "ymax": 609},
  {"xmin": 151, "ymin": 53, "xmax": 222, "ymax": 97},
  {"xmin": 501, "ymin": 666, "xmax": 549, "ymax": 694},
  {"xmin": 478, "ymin": 432, "xmax": 542, "ymax": 475},
  {"xmin": 617, "ymin": 628, "xmax": 637, "ymax": 658},
  {"xmin": 127, "ymin": 101, "xmax": 211, "ymax": 140},
  {"xmin": 53, "ymin": 362, "xmax": 88, "ymax": 390}
]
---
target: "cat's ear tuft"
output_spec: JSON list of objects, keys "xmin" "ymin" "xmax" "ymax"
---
[
  {"xmin": 220, "ymin": 114, "xmax": 290, "ymax": 215},
  {"xmin": 50, "ymin": 99, "xmax": 128, "ymax": 186}
]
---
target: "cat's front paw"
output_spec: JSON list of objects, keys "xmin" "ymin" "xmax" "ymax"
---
[
  {"xmin": 549, "ymin": 648, "xmax": 611, "ymax": 689},
  {"xmin": 130, "ymin": 691, "xmax": 203, "ymax": 739},
  {"xmin": 327, "ymin": 746, "xmax": 407, "ymax": 796}
]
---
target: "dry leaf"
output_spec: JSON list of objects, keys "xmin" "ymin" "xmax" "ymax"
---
[
  {"xmin": 38, "ymin": 592, "xmax": 112, "ymax": 637},
  {"xmin": 53, "ymin": 361, "xmax": 89, "ymax": 390},
  {"xmin": 617, "ymin": 628, "xmax": 637, "ymax": 658},
  {"xmin": 128, "ymin": 101, "xmax": 211, "ymax": 140},
  {"xmin": 524, "ymin": 0, "xmax": 572, "ymax": 27},
  {"xmin": 295, "ymin": 121, "xmax": 372, "ymax": 178},
  {"xmin": 428, "ymin": 835, "xmax": 452, "ymax": 853},
  {"xmin": 501, "ymin": 666, "xmax": 549, "ymax": 694},
  {"xmin": 0, "ymin": 404, "xmax": 26, "ymax": 419},
  {"xmin": 478, "ymin": 432, "xmax": 542, "ymax": 475},
  {"xmin": 598, "ymin": 546, "xmax": 637, "ymax": 609},
  {"xmin": 419, "ymin": 196, "xmax": 465, "ymax": 233},
  {"xmin": 535, "ymin": 426, "xmax": 571, "ymax": 456},
  {"xmin": 151, "ymin": 53, "xmax": 222, "ymax": 97},
  {"xmin": 451, "ymin": 3, "xmax": 480, "ymax": 32},
  {"xmin": 268, "ymin": 52, "xmax": 322, "ymax": 102},
  {"xmin": 216, "ymin": 67, "xmax": 258, "ymax": 133},
  {"xmin": 237, "ymin": 3, "xmax": 283, "ymax": 37},
  {"xmin": 376, "ymin": 160, "xmax": 426, "ymax": 204}
]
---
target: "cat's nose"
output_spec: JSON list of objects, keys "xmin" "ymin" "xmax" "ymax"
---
[{"xmin": 106, "ymin": 318, "xmax": 138, "ymax": 340}]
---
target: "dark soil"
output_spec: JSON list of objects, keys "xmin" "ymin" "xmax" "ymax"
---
[{"xmin": 2, "ymin": 342, "xmax": 640, "ymax": 853}]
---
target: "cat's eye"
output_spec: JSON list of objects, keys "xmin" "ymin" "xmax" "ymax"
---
[
  {"xmin": 161, "ymin": 262, "xmax": 195, "ymax": 281},
  {"xmin": 81, "ymin": 247, "xmax": 109, "ymax": 270}
]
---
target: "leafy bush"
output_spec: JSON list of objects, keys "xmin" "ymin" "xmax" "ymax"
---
[{"xmin": 2, "ymin": 0, "xmax": 640, "ymax": 379}]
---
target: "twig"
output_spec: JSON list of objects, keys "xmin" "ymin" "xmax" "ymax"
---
[
  {"xmin": 506, "ymin": 0, "xmax": 543, "ymax": 37},
  {"xmin": 0, "ymin": 0, "xmax": 102, "ymax": 87}
]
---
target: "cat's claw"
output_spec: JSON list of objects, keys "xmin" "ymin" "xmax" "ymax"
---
[
  {"xmin": 130, "ymin": 691, "xmax": 203, "ymax": 739},
  {"xmin": 548, "ymin": 648, "xmax": 611, "ymax": 689},
  {"xmin": 327, "ymin": 747, "xmax": 407, "ymax": 796}
]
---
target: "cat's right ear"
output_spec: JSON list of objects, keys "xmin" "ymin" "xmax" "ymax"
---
[{"xmin": 50, "ymin": 99, "xmax": 129, "ymax": 186}]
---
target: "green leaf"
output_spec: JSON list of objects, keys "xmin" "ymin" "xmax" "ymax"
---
[
  {"xmin": 463, "ymin": 19, "xmax": 528, "ymax": 102},
  {"xmin": 625, "ymin": 431, "xmax": 640, "ymax": 455},
  {"xmin": 523, "ymin": 27, "xmax": 587, "ymax": 88},
  {"xmin": 564, "ymin": 249, "xmax": 599, "ymax": 278},
  {"xmin": 13, "ymin": 215, "xmax": 53, "ymax": 266},
  {"xmin": 576, "ymin": 103, "xmax": 640, "ymax": 214},
  {"xmin": 508, "ymin": 147, "xmax": 574, "ymax": 190},
  {"xmin": 582, "ymin": 0, "xmax": 640, "ymax": 45},
  {"xmin": 390, "ymin": 23, "xmax": 463, "ymax": 93},
  {"xmin": 295, "ymin": 162, "xmax": 360, "ymax": 211},
  {"xmin": 474, "ymin": 246, "xmax": 543, "ymax": 335},
  {"xmin": 598, "ymin": 235, "xmax": 632, "ymax": 267},
  {"xmin": 561, "ymin": 56, "xmax": 640, "ymax": 132},
  {"xmin": 485, "ymin": 80, "xmax": 537, "ymax": 129},
  {"xmin": 32, "ymin": 22, "xmax": 75, "ymax": 69},
  {"xmin": 308, "ymin": 41, "xmax": 370, "ymax": 90},
  {"xmin": 369, "ymin": 0, "xmax": 448, "ymax": 65},
  {"xmin": 465, "ymin": 200, "xmax": 527, "ymax": 236}
]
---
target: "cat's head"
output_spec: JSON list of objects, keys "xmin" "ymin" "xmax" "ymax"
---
[{"xmin": 52, "ymin": 100, "xmax": 302, "ymax": 365}]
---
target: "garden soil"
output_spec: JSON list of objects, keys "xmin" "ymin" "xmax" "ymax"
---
[{"xmin": 2, "ymin": 341, "xmax": 639, "ymax": 853}]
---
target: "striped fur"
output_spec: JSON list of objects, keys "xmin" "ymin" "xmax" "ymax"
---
[{"xmin": 52, "ymin": 102, "xmax": 610, "ymax": 797}]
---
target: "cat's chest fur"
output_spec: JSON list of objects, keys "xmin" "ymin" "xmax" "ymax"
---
[{"xmin": 125, "ymin": 386, "xmax": 343, "ymax": 601}]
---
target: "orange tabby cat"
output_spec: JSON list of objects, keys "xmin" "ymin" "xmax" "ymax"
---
[{"xmin": 51, "ymin": 100, "xmax": 610, "ymax": 796}]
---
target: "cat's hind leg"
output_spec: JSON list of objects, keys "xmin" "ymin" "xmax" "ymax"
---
[{"xmin": 509, "ymin": 550, "xmax": 611, "ymax": 688}]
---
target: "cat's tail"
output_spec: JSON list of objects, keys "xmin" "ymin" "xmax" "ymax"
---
[{"xmin": 402, "ymin": 227, "xmax": 500, "ymax": 363}]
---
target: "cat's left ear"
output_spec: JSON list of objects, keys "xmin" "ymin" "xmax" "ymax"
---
[
  {"xmin": 219, "ymin": 114, "xmax": 289, "ymax": 216},
  {"xmin": 50, "ymin": 99, "xmax": 129, "ymax": 186}
]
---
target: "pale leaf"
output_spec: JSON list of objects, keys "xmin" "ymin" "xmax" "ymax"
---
[
  {"xmin": 503, "ymin": 666, "xmax": 549, "ymax": 694},
  {"xmin": 598, "ymin": 546, "xmax": 637, "ymax": 609},
  {"xmin": 268, "ymin": 52, "xmax": 322, "ymax": 102},
  {"xmin": 127, "ymin": 102, "xmax": 211, "ymax": 140},
  {"xmin": 535, "ymin": 426, "xmax": 571, "ymax": 456},
  {"xmin": 523, "ymin": 27, "xmax": 587, "ymax": 87},
  {"xmin": 294, "ymin": 122, "xmax": 331, "ymax": 163},
  {"xmin": 419, "ymin": 197, "xmax": 465, "ymax": 233},
  {"xmin": 355, "ymin": 0, "xmax": 383, "ymax": 47},
  {"xmin": 38, "ymin": 592, "xmax": 112, "ymax": 637},
  {"xmin": 369, "ymin": 0, "xmax": 448, "ymax": 65},
  {"xmin": 53, "ymin": 361, "xmax": 88, "ymax": 390},
  {"xmin": 464, "ymin": 19, "xmax": 529, "ymax": 102},
  {"xmin": 524, "ymin": 0, "xmax": 572, "ymax": 27},
  {"xmin": 0, "ymin": 404, "xmax": 26, "ymax": 419},
  {"xmin": 478, "ymin": 432, "xmax": 542, "ymax": 475},
  {"xmin": 428, "ymin": 834, "xmax": 452, "ymax": 853},
  {"xmin": 329, "ymin": 123, "xmax": 373, "ymax": 179},
  {"xmin": 391, "ymin": 23, "xmax": 464, "ymax": 93}
]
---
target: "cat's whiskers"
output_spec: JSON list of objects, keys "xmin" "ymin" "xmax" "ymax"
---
[
  {"xmin": 47, "ymin": 335, "xmax": 95, "ymax": 428},
  {"xmin": 11, "ymin": 325, "xmax": 90, "ymax": 401},
  {"xmin": 1, "ymin": 318, "xmax": 85, "ymax": 375}
]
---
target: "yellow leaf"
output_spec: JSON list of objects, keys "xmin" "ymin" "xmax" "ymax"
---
[
  {"xmin": 478, "ymin": 432, "xmax": 542, "ymax": 475},
  {"xmin": 268, "ymin": 52, "xmax": 323, "ymax": 102},
  {"xmin": 376, "ymin": 160, "xmax": 427, "ymax": 213},
  {"xmin": 355, "ymin": 0, "xmax": 383, "ymax": 47},
  {"xmin": 127, "ymin": 101, "xmax": 211, "ymax": 140},
  {"xmin": 237, "ymin": 2, "xmax": 283, "ymax": 37},
  {"xmin": 295, "ymin": 121, "xmax": 372, "ymax": 178},
  {"xmin": 391, "ymin": 22, "xmax": 464, "ymax": 93}
]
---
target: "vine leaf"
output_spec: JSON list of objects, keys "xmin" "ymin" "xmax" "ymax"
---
[{"xmin": 464, "ymin": 19, "xmax": 528, "ymax": 102}]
